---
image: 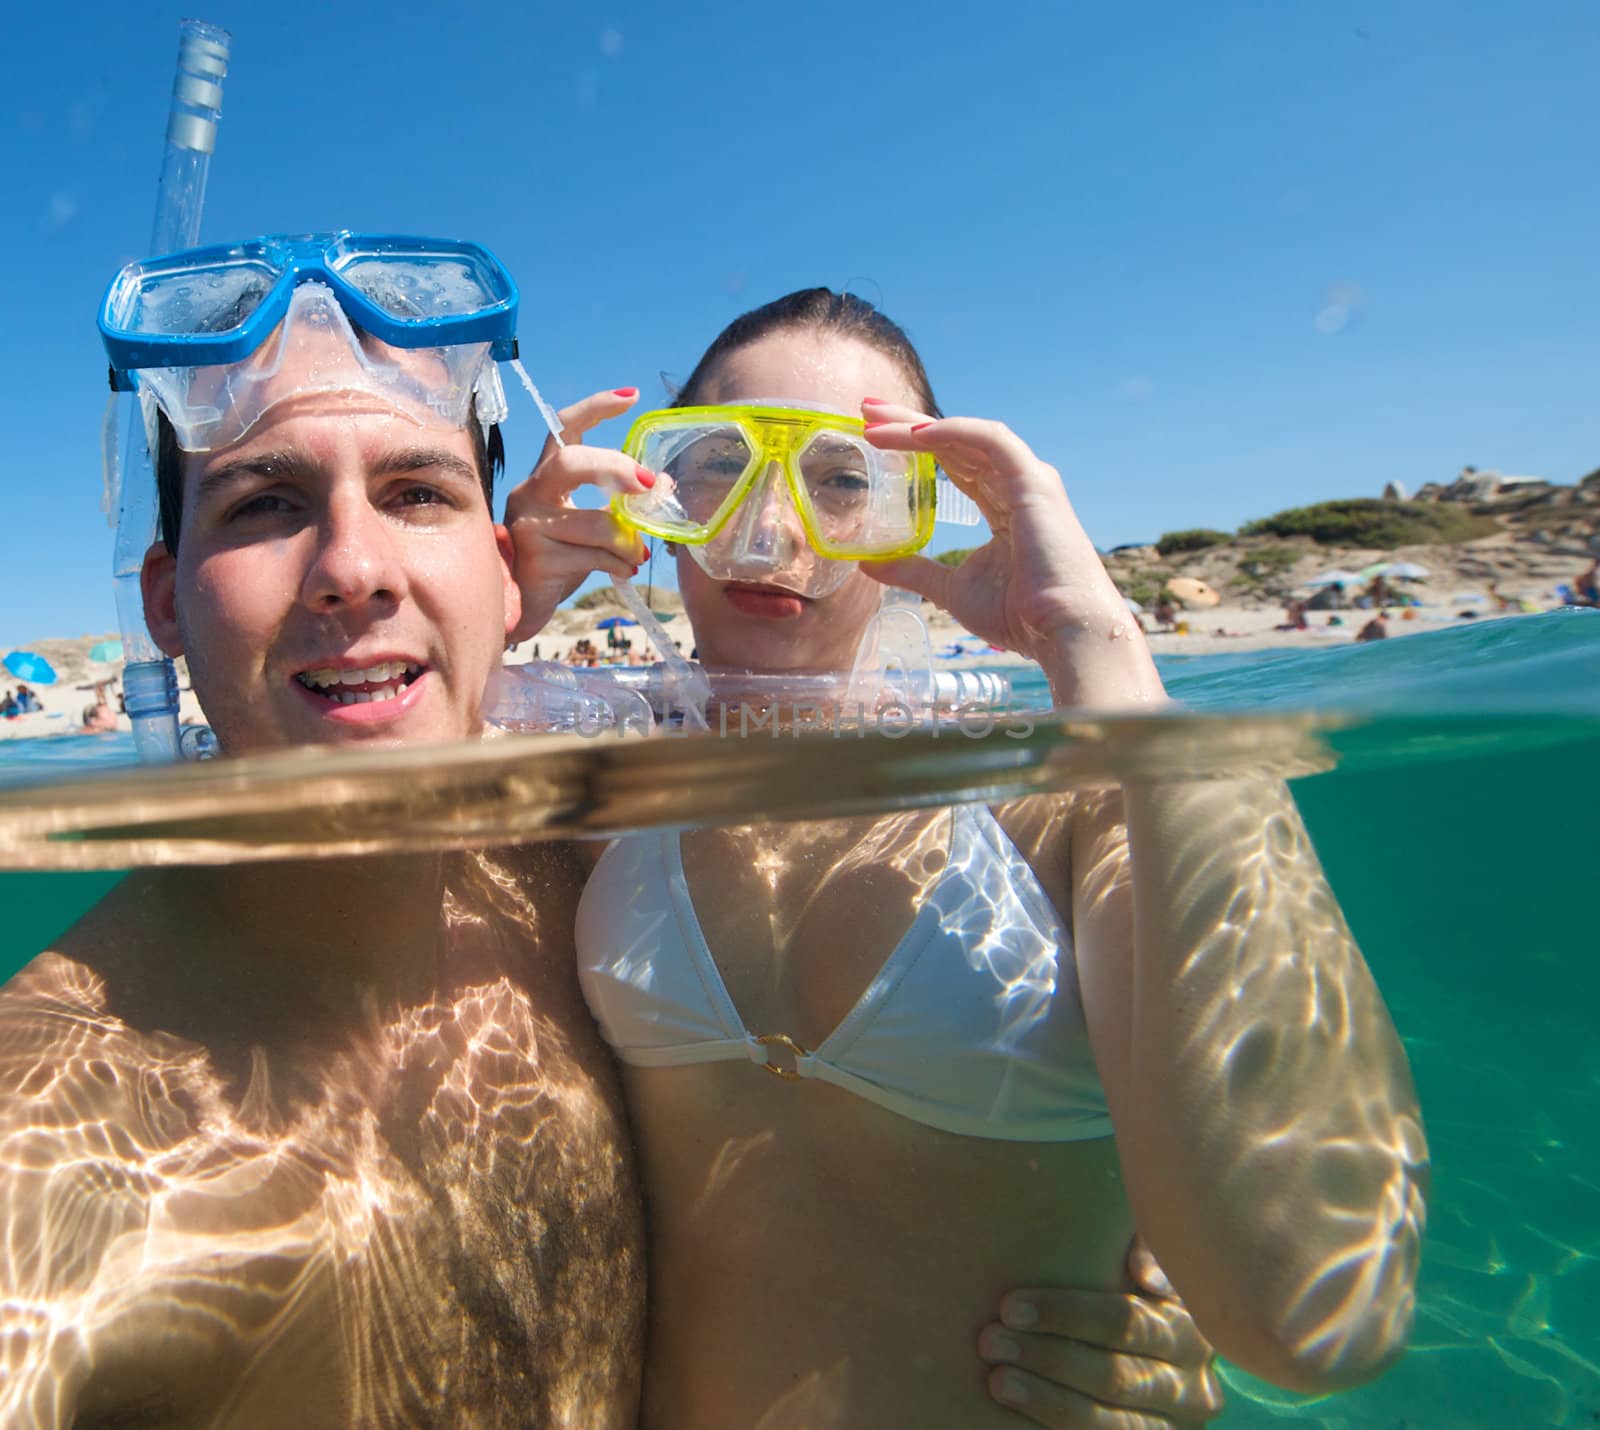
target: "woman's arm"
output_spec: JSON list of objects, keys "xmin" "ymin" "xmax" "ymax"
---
[
  {"xmin": 863, "ymin": 405, "xmax": 1428, "ymax": 1393},
  {"xmin": 1068, "ymin": 775, "xmax": 1426, "ymax": 1391}
]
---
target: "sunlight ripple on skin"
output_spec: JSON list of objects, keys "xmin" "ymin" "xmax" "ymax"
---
[
  {"xmin": 0, "ymin": 850, "xmax": 643, "ymax": 1428},
  {"xmin": 1095, "ymin": 774, "xmax": 1429, "ymax": 1386}
]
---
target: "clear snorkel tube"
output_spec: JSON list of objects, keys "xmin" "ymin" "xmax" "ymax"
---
[
  {"xmin": 485, "ymin": 597, "xmax": 1012, "ymax": 736},
  {"xmin": 107, "ymin": 19, "xmax": 230, "ymax": 762}
]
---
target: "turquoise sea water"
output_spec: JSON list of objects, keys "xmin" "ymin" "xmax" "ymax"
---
[{"xmin": 2, "ymin": 610, "xmax": 1596, "ymax": 1426}]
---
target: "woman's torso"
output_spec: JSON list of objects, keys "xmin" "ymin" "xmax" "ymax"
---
[{"xmin": 579, "ymin": 801, "xmax": 1134, "ymax": 1429}]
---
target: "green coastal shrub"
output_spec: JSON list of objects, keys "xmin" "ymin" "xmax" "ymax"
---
[
  {"xmin": 934, "ymin": 547, "xmax": 975, "ymax": 568},
  {"xmin": 1230, "ymin": 544, "xmax": 1303, "ymax": 593},
  {"xmin": 1240, "ymin": 499, "xmax": 1497, "ymax": 548},
  {"xmin": 1122, "ymin": 576, "xmax": 1162, "ymax": 607},
  {"xmin": 1156, "ymin": 527, "xmax": 1232, "ymax": 556}
]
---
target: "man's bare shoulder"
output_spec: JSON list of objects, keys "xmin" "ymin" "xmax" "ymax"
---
[
  {"xmin": 0, "ymin": 950, "xmax": 228, "ymax": 1417},
  {"xmin": 0, "ymin": 951, "xmax": 204, "ymax": 1099},
  {"xmin": 0, "ymin": 949, "xmax": 108, "ymax": 1021}
]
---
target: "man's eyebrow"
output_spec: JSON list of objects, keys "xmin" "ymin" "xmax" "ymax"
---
[
  {"xmin": 192, "ymin": 447, "xmax": 478, "ymax": 500},
  {"xmin": 194, "ymin": 451, "xmax": 323, "ymax": 500},
  {"xmin": 371, "ymin": 448, "xmax": 480, "ymax": 483}
]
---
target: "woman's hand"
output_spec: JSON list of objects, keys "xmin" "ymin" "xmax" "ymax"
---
[
  {"xmin": 979, "ymin": 1237, "xmax": 1225, "ymax": 1427},
  {"xmin": 857, "ymin": 399, "xmax": 1164, "ymax": 708},
  {"xmin": 502, "ymin": 388, "xmax": 653, "ymax": 643}
]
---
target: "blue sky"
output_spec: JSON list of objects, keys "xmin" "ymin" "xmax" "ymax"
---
[{"xmin": 3, "ymin": 0, "xmax": 1597, "ymax": 646}]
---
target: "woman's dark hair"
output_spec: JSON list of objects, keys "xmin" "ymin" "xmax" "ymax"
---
[
  {"xmin": 675, "ymin": 288, "xmax": 942, "ymax": 416},
  {"xmin": 153, "ymin": 410, "xmax": 505, "ymax": 553}
]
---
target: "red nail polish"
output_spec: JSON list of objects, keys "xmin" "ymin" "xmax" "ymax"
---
[
  {"xmin": 614, "ymin": 387, "xmax": 639, "ymax": 398},
  {"xmin": 862, "ymin": 397, "xmax": 889, "ymax": 406},
  {"xmin": 911, "ymin": 422, "xmax": 935, "ymax": 433},
  {"xmin": 635, "ymin": 465, "xmax": 657, "ymax": 488},
  {"xmin": 863, "ymin": 422, "xmax": 888, "ymax": 432}
]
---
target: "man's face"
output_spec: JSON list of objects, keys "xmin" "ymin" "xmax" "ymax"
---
[{"xmin": 142, "ymin": 383, "xmax": 519, "ymax": 758}]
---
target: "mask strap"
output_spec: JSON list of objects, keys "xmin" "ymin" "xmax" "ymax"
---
[{"xmin": 507, "ymin": 357, "xmax": 567, "ymax": 446}]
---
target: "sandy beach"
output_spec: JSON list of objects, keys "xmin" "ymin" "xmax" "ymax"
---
[
  {"xmin": 1, "ymin": 564, "xmax": 1572, "ymax": 745},
  {"xmin": 524, "ymin": 590, "xmax": 1544, "ymax": 673}
]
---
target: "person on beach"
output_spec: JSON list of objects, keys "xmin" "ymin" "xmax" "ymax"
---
[
  {"xmin": 79, "ymin": 682, "xmax": 119, "ymax": 733},
  {"xmin": 1356, "ymin": 612, "xmax": 1390, "ymax": 642},
  {"xmin": 507, "ymin": 288, "xmax": 1429, "ymax": 1428},
  {"xmin": 0, "ymin": 237, "xmax": 647, "ymax": 1427},
  {"xmin": 1574, "ymin": 557, "xmax": 1600, "ymax": 607}
]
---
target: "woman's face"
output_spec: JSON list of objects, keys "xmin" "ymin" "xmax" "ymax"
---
[{"xmin": 676, "ymin": 329, "xmax": 925, "ymax": 673}]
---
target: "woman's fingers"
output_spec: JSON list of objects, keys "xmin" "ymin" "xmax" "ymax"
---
[
  {"xmin": 860, "ymin": 396, "xmax": 934, "ymax": 426},
  {"xmin": 864, "ymin": 414, "xmax": 1036, "ymax": 470},
  {"xmin": 864, "ymin": 415, "xmax": 1065, "ymax": 528},
  {"xmin": 539, "ymin": 386, "xmax": 640, "ymax": 458},
  {"xmin": 505, "ymin": 502, "xmax": 649, "ymax": 612},
  {"xmin": 980, "ymin": 1320, "xmax": 1223, "ymax": 1425},
  {"xmin": 1125, "ymin": 1237, "xmax": 1177, "ymax": 1300},
  {"xmin": 999, "ymin": 1288, "xmax": 1213, "ymax": 1368},
  {"xmin": 858, "ymin": 552, "xmax": 955, "ymax": 606},
  {"xmin": 511, "ymin": 506, "xmax": 648, "ymax": 565},
  {"xmin": 506, "ymin": 443, "xmax": 657, "ymax": 519},
  {"xmin": 506, "ymin": 526, "xmax": 643, "ymax": 644},
  {"xmin": 515, "ymin": 385, "xmax": 642, "ymax": 508}
]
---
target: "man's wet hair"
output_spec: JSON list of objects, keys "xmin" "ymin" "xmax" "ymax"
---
[
  {"xmin": 675, "ymin": 288, "xmax": 943, "ymax": 416},
  {"xmin": 154, "ymin": 410, "xmax": 505, "ymax": 554}
]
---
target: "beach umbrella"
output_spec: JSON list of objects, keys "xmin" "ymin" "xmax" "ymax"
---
[
  {"xmin": 595, "ymin": 616, "xmax": 638, "ymax": 630},
  {"xmin": 89, "ymin": 639, "xmax": 124, "ymax": 663},
  {"xmin": 1386, "ymin": 561, "xmax": 1430, "ymax": 581},
  {"xmin": 3, "ymin": 651, "xmax": 56, "ymax": 685},
  {"xmin": 1166, "ymin": 577, "xmax": 1221, "ymax": 608},
  {"xmin": 1303, "ymin": 569, "xmax": 1364, "ymax": 588},
  {"xmin": 1359, "ymin": 561, "xmax": 1394, "ymax": 579}
]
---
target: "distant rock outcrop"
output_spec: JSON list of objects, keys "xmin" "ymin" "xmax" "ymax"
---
[
  {"xmin": 1415, "ymin": 466, "xmax": 1554, "ymax": 504},
  {"xmin": 1101, "ymin": 466, "xmax": 1598, "ymax": 610}
]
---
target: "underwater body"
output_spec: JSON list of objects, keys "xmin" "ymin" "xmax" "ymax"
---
[{"xmin": 1, "ymin": 612, "xmax": 1596, "ymax": 1427}]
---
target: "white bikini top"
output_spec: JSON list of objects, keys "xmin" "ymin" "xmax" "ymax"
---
[{"xmin": 575, "ymin": 804, "xmax": 1111, "ymax": 1142}]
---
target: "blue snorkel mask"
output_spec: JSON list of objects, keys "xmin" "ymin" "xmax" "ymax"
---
[{"xmin": 101, "ymin": 233, "xmax": 527, "ymax": 450}]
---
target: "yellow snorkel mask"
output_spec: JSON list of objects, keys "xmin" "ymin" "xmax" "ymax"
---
[{"xmin": 613, "ymin": 403, "xmax": 943, "ymax": 599}]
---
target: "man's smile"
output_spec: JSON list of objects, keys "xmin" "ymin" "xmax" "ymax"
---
[
  {"xmin": 294, "ymin": 658, "xmax": 425, "ymax": 705},
  {"xmin": 290, "ymin": 655, "xmax": 433, "ymax": 725}
]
